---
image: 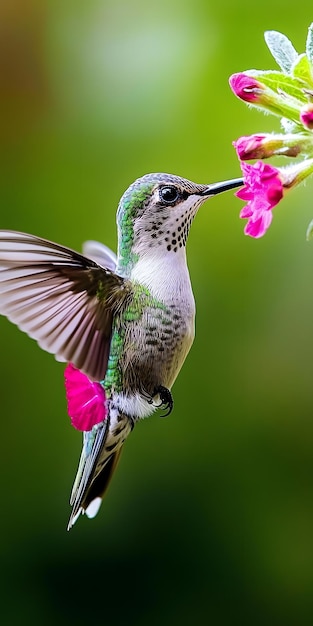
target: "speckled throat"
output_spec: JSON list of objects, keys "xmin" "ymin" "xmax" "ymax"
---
[{"xmin": 116, "ymin": 172, "xmax": 211, "ymax": 276}]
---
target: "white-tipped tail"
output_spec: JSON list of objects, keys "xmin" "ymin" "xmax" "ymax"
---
[
  {"xmin": 85, "ymin": 497, "xmax": 103, "ymax": 519},
  {"xmin": 67, "ymin": 507, "xmax": 84, "ymax": 530}
]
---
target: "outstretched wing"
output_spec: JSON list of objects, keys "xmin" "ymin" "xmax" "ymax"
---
[{"xmin": 0, "ymin": 230, "xmax": 126, "ymax": 381}]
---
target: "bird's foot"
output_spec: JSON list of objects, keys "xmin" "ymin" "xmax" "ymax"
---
[{"xmin": 151, "ymin": 385, "xmax": 173, "ymax": 417}]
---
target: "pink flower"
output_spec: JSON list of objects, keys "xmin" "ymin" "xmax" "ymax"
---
[
  {"xmin": 229, "ymin": 73, "xmax": 264, "ymax": 103},
  {"xmin": 64, "ymin": 363, "xmax": 108, "ymax": 431},
  {"xmin": 236, "ymin": 161, "xmax": 284, "ymax": 238}
]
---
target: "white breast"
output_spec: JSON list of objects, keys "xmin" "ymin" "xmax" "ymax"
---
[{"xmin": 130, "ymin": 247, "xmax": 195, "ymax": 315}]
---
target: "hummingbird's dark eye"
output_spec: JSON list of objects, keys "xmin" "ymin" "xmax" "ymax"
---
[{"xmin": 160, "ymin": 186, "xmax": 180, "ymax": 204}]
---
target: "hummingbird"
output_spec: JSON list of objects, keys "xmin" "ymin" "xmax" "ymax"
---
[{"xmin": 0, "ymin": 172, "xmax": 242, "ymax": 529}]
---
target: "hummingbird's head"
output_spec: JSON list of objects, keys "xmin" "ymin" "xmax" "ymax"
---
[{"xmin": 116, "ymin": 173, "xmax": 242, "ymax": 272}]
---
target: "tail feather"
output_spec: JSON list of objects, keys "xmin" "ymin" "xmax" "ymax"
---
[
  {"xmin": 83, "ymin": 448, "xmax": 123, "ymax": 510},
  {"xmin": 67, "ymin": 448, "xmax": 123, "ymax": 529},
  {"xmin": 67, "ymin": 407, "xmax": 131, "ymax": 530}
]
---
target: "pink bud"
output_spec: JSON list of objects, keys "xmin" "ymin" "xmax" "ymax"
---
[
  {"xmin": 233, "ymin": 134, "xmax": 267, "ymax": 160},
  {"xmin": 229, "ymin": 73, "xmax": 263, "ymax": 103},
  {"xmin": 300, "ymin": 105, "xmax": 313, "ymax": 129}
]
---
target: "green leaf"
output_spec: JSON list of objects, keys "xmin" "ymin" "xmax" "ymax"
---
[
  {"xmin": 291, "ymin": 53, "xmax": 313, "ymax": 87},
  {"xmin": 306, "ymin": 23, "xmax": 313, "ymax": 66},
  {"xmin": 249, "ymin": 70, "xmax": 307, "ymax": 103},
  {"xmin": 264, "ymin": 30, "xmax": 298, "ymax": 73}
]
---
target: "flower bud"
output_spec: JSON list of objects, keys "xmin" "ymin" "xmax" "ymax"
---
[
  {"xmin": 229, "ymin": 72, "xmax": 302, "ymax": 122},
  {"xmin": 300, "ymin": 104, "xmax": 313, "ymax": 129},
  {"xmin": 233, "ymin": 135, "xmax": 267, "ymax": 159},
  {"xmin": 233, "ymin": 132, "xmax": 312, "ymax": 160},
  {"xmin": 229, "ymin": 73, "xmax": 264, "ymax": 103}
]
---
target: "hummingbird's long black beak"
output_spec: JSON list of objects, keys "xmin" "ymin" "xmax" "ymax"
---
[{"xmin": 199, "ymin": 177, "xmax": 244, "ymax": 196}]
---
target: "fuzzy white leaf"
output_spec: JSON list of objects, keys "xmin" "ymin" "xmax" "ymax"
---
[
  {"xmin": 306, "ymin": 23, "xmax": 313, "ymax": 67},
  {"xmin": 264, "ymin": 30, "xmax": 298, "ymax": 73}
]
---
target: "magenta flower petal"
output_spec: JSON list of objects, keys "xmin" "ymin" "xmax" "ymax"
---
[
  {"xmin": 235, "ymin": 161, "xmax": 284, "ymax": 238},
  {"xmin": 229, "ymin": 73, "xmax": 263, "ymax": 103},
  {"xmin": 239, "ymin": 205, "xmax": 253, "ymax": 218},
  {"xmin": 64, "ymin": 363, "xmax": 108, "ymax": 431},
  {"xmin": 244, "ymin": 209, "xmax": 273, "ymax": 239}
]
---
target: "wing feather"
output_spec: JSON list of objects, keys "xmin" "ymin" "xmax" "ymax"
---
[
  {"xmin": 82, "ymin": 240, "xmax": 117, "ymax": 271},
  {"xmin": 0, "ymin": 230, "xmax": 126, "ymax": 380}
]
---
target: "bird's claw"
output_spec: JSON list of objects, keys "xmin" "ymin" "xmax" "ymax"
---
[{"xmin": 150, "ymin": 385, "xmax": 173, "ymax": 417}]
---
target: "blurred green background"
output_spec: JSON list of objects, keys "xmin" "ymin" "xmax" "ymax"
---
[{"xmin": 2, "ymin": 1, "xmax": 313, "ymax": 624}]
